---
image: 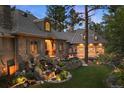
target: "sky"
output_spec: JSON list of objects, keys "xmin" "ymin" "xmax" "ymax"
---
[{"xmin": 15, "ymin": 5, "xmax": 108, "ymax": 24}]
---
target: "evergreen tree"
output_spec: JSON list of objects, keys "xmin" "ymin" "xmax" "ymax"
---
[
  {"xmin": 103, "ymin": 6, "xmax": 124, "ymax": 56},
  {"xmin": 65, "ymin": 7, "xmax": 83, "ymax": 31},
  {"xmin": 46, "ymin": 5, "xmax": 66, "ymax": 31},
  {"xmin": 47, "ymin": 5, "xmax": 83, "ymax": 32}
]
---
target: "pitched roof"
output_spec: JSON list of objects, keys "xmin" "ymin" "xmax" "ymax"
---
[
  {"xmin": 10, "ymin": 9, "xmax": 105, "ymax": 44},
  {"xmin": 11, "ymin": 10, "xmax": 68, "ymax": 40},
  {"xmin": 69, "ymin": 29, "xmax": 106, "ymax": 44}
]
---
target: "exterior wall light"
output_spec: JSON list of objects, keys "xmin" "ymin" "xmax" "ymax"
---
[
  {"xmin": 94, "ymin": 35, "xmax": 98, "ymax": 41},
  {"xmin": 83, "ymin": 34, "xmax": 86, "ymax": 40},
  {"xmin": 98, "ymin": 43, "xmax": 102, "ymax": 47},
  {"xmin": 79, "ymin": 43, "xmax": 84, "ymax": 46},
  {"xmin": 89, "ymin": 43, "xmax": 93, "ymax": 46}
]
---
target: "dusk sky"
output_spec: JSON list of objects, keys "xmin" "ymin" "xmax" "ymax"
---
[{"xmin": 15, "ymin": 5, "xmax": 108, "ymax": 23}]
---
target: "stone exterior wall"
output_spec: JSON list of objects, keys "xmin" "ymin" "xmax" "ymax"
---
[
  {"xmin": 17, "ymin": 36, "xmax": 27, "ymax": 59},
  {"xmin": 0, "ymin": 37, "xmax": 17, "ymax": 75},
  {"xmin": 2, "ymin": 37, "xmax": 15, "ymax": 60},
  {"xmin": 54, "ymin": 40, "xmax": 68, "ymax": 58},
  {"xmin": 0, "ymin": 37, "xmax": 3, "ymax": 55},
  {"xmin": 17, "ymin": 36, "xmax": 46, "ymax": 59}
]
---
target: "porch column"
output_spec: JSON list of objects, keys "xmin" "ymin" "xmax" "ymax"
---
[
  {"xmin": 55, "ymin": 40, "xmax": 59, "ymax": 58},
  {"xmin": 40, "ymin": 39, "xmax": 46, "ymax": 56}
]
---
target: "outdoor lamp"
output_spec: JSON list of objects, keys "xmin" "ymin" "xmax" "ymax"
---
[
  {"xmin": 83, "ymin": 34, "xmax": 86, "ymax": 40},
  {"xmin": 98, "ymin": 43, "xmax": 102, "ymax": 47},
  {"xmin": 94, "ymin": 35, "xmax": 98, "ymax": 41}
]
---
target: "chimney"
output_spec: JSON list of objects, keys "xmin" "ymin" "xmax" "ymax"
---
[{"xmin": 0, "ymin": 5, "xmax": 13, "ymax": 30}]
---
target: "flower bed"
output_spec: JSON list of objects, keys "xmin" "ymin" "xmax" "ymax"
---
[
  {"xmin": 44, "ymin": 72, "xmax": 72, "ymax": 83},
  {"xmin": 10, "ymin": 56, "xmax": 75, "ymax": 87}
]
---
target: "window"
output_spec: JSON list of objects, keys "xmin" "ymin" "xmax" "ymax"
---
[
  {"xmin": 45, "ymin": 21, "xmax": 51, "ymax": 31},
  {"xmin": 30, "ymin": 41, "xmax": 38, "ymax": 54},
  {"xmin": 77, "ymin": 44, "xmax": 84, "ymax": 58}
]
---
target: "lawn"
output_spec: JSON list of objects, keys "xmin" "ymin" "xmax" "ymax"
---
[{"xmin": 31, "ymin": 64, "xmax": 112, "ymax": 88}]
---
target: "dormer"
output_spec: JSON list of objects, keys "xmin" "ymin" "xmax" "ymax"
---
[
  {"xmin": 33, "ymin": 18, "xmax": 52, "ymax": 32},
  {"xmin": 44, "ymin": 19, "xmax": 51, "ymax": 32}
]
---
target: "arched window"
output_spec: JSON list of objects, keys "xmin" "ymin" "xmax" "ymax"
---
[{"xmin": 45, "ymin": 21, "xmax": 51, "ymax": 31}]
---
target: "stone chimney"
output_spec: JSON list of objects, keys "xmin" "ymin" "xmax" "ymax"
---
[{"xmin": 0, "ymin": 5, "xmax": 12, "ymax": 30}]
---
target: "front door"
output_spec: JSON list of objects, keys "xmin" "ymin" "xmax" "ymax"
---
[{"xmin": 45, "ymin": 40, "xmax": 55, "ymax": 57}]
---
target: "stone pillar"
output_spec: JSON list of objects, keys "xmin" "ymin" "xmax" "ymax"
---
[
  {"xmin": 63, "ymin": 41, "xmax": 68, "ymax": 57},
  {"xmin": 37, "ymin": 39, "xmax": 41, "ymax": 54},
  {"xmin": 17, "ymin": 36, "xmax": 27, "ymax": 59},
  {"xmin": 65, "ymin": 42, "xmax": 70, "ymax": 57},
  {"xmin": 26, "ymin": 38, "xmax": 30, "ymax": 55},
  {"xmin": 40, "ymin": 39, "xmax": 46, "ymax": 56},
  {"xmin": 55, "ymin": 40, "xmax": 60, "ymax": 58}
]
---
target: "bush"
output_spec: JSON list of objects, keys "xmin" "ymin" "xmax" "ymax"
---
[
  {"xmin": 25, "ymin": 72, "xmax": 34, "ymax": 79},
  {"xmin": 58, "ymin": 62, "xmax": 65, "ymax": 67},
  {"xmin": 118, "ymin": 63, "xmax": 124, "ymax": 71},
  {"xmin": 69, "ymin": 57, "xmax": 81, "ymax": 63},
  {"xmin": 97, "ymin": 54, "xmax": 114, "ymax": 64},
  {"xmin": 112, "ymin": 71, "xmax": 124, "ymax": 86},
  {"xmin": 59, "ymin": 70, "xmax": 68, "ymax": 80}
]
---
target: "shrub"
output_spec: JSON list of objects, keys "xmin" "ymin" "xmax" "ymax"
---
[
  {"xmin": 25, "ymin": 72, "xmax": 34, "ymax": 79},
  {"xmin": 113, "ymin": 71, "xmax": 124, "ymax": 86},
  {"xmin": 58, "ymin": 62, "xmax": 65, "ymax": 67},
  {"xmin": 97, "ymin": 53, "xmax": 114, "ymax": 64},
  {"xmin": 59, "ymin": 70, "xmax": 68, "ymax": 80},
  {"xmin": 69, "ymin": 57, "xmax": 81, "ymax": 63}
]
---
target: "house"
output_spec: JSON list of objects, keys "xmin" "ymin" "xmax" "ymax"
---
[{"xmin": 0, "ymin": 6, "xmax": 105, "ymax": 76}]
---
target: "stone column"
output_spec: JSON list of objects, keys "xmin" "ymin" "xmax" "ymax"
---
[
  {"xmin": 55, "ymin": 40, "xmax": 60, "ymax": 58},
  {"xmin": 40, "ymin": 39, "xmax": 46, "ymax": 56},
  {"xmin": 26, "ymin": 38, "xmax": 30, "ymax": 55},
  {"xmin": 62, "ymin": 41, "xmax": 67, "ymax": 57},
  {"xmin": 37, "ymin": 39, "xmax": 41, "ymax": 54}
]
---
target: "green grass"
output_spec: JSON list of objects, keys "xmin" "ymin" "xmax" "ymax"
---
[{"xmin": 31, "ymin": 64, "xmax": 112, "ymax": 88}]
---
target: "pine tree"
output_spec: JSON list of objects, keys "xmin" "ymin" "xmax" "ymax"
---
[
  {"xmin": 103, "ymin": 6, "xmax": 124, "ymax": 56},
  {"xmin": 46, "ymin": 5, "xmax": 66, "ymax": 31}
]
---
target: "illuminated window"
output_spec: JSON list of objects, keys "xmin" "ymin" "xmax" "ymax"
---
[
  {"xmin": 88, "ymin": 43, "xmax": 95, "ymax": 57},
  {"xmin": 45, "ymin": 21, "xmax": 51, "ymax": 31},
  {"xmin": 77, "ymin": 44, "xmax": 85, "ymax": 58},
  {"xmin": 30, "ymin": 41, "xmax": 38, "ymax": 54}
]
